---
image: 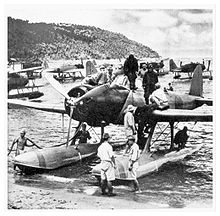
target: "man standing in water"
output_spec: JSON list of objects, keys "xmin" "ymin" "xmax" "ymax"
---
[
  {"xmin": 97, "ymin": 133, "xmax": 116, "ymax": 196},
  {"xmin": 8, "ymin": 129, "xmax": 42, "ymax": 170},
  {"xmin": 124, "ymin": 54, "xmax": 138, "ymax": 90},
  {"xmin": 124, "ymin": 135, "xmax": 140, "ymax": 192},
  {"xmin": 71, "ymin": 123, "xmax": 91, "ymax": 146},
  {"xmin": 174, "ymin": 126, "xmax": 189, "ymax": 150}
]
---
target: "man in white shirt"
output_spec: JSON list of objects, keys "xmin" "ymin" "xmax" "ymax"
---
[
  {"xmin": 124, "ymin": 105, "xmax": 137, "ymax": 138},
  {"xmin": 97, "ymin": 133, "xmax": 116, "ymax": 196},
  {"xmin": 124, "ymin": 135, "xmax": 140, "ymax": 192},
  {"xmin": 149, "ymin": 83, "xmax": 169, "ymax": 110}
]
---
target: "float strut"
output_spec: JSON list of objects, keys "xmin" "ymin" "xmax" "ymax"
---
[
  {"xmin": 100, "ymin": 121, "xmax": 106, "ymax": 143},
  {"xmin": 61, "ymin": 113, "xmax": 64, "ymax": 139},
  {"xmin": 170, "ymin": 121, "xmax": 174, "ymax": 150},
  {"xmin": 143, "ymin": 122, "xmax": 157, "ymax": 153}
]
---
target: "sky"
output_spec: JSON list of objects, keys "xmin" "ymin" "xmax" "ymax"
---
[{"xmin": 5, "ymin": 5, "xmax": 213, "ymax": 58}]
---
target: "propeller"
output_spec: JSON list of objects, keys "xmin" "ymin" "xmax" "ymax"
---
[
  {"xmin": 118, "ymin": 90, "xmax": 134, "ymax": 117},
  {"xmin": 45, "ymin": 73, "xmax": 110, "ymax": 106},
  {"xmin": 44, "ymin": 73, "xmax": 71, "ymax": 100},
  {"xmin": 66, "ymin": 106, "xmax": 74, "ymax": 148},
  {"xmin": 45, "ymin": 74, "xmax": 111, "ymax": 146}
]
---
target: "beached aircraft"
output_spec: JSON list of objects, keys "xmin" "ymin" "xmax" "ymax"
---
[
  {"xmin": 170, "ymin": 59, "xmax": 212, "ymax": 80},
  {"xmin": 8, "ymin": 65, "xmax": 212, "ymax": 173},
  {"xmin": 45, "ymin": 60, "xmax": 98, "ymax": 83},
  {"xmin": 8, "ymin": 67, "xmax": 44, "ymax": 99}
]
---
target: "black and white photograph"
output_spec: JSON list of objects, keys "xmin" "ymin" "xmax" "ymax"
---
[{"xmin": 4, "ymin": 0, "xmax": 217, "ymax": 212}]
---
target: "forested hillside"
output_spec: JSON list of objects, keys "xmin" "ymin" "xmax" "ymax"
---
[{"xmin": 8, "ymin": 17, "xmax": 159, "ymax": 60}]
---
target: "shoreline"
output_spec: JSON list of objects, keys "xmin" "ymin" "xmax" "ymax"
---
[
  {"xmin": 8, "ymin": 181, "xmax": 159, "ymax": 209},
  {"xmin": 8, "ymin": 179, "xmax": 213, "ymax": 210}
]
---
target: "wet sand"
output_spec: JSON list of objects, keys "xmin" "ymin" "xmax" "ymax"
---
[
  {"xmin": 8, "ymin": 180, "xmax": 159, "ymax": 209},
  {"xmin": 8, "ymin": 177, "xmax": 213, "ymax": 210}
]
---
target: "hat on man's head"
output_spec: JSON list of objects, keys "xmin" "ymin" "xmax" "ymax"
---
[
  {"xmin": 126, "ymin": 104, "xmax": 136, "ymax": 112},
  {"xmin": 142, "ymin": 63, "xmax": 147, "ymax": 68},
  {"xmin": 127, "ymin": 135, "xmax": 135, "ymax": 141},
  {"xmin": 103, "ymin": 133, "xmax": 110, "ymax": 139},
  {"xmin": 20, "ymin": 129, "xmax": 26, "ymax": 134},
  {"xmin": 155, "ymin": 82, "xmax": 161, "ymax": 89}
]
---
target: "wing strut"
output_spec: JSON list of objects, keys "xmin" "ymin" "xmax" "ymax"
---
[{"xmin": 143, "ymin": 122, "xmax": 157, "ymax": 153}]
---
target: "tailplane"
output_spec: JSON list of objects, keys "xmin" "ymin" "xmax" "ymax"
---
[
  {"xmin": 169, "ymin": 59, "xmax": 178, "ymax": 71},
  {"xmin": 86, "ymin": 61, "xmax": 98, "ymax": 76},
  {"xmin": 189, "ymin": 65, "xmax": 203, "ymax": 97}
]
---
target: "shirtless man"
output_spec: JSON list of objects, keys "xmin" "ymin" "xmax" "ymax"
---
[{"xmin": 8, "ymin": 129, "xmax": 42, "ymax": 170}]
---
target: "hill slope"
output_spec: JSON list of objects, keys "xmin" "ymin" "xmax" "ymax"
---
[{"xmin": 8, "ymin": 17, "xmax": 159, "ymax": 60}]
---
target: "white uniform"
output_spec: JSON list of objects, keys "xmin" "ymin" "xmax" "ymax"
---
[
  {"xmin": 97, "ymin": 141, "xmax": 115, "ymax": 181},
  {"xmin": 127, "ymin": 143, "xmax": 140, "ymax": 179},
  {"xmin": 149, "ymin": 88, "xmax": 169, "ymax": 109},
  {"xmin": 124, "ymin": 111, "xmax": 136, "ymax": 137}
]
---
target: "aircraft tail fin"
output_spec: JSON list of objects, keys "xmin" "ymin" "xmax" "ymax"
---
[
  {"xmin": 189, "ymin": 65, "xmax": 203, "ymax": 97},
  {"xmin": 43, "ymin": 58, "xmax": 49, "ymax": 69},
  {"xmin": 169, "ymin": 59, "xmax": 178, "ymax": 71},
  {"xmin": 86, "ymin": 61, "xmax": 98, "ymax": 76}
]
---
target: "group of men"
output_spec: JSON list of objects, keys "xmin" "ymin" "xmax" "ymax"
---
[{"xmin": 97, "ymin": 132, "xmax": 140, "ymax": 196}]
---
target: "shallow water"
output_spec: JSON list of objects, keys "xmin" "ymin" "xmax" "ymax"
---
[{"xmin": 8, "ymin": 67, "xmax": 213, "ymax": 208}]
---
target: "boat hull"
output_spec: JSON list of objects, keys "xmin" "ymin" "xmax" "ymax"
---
[
  {"xmin": 92, "ymin": 145, "xmax": 201, "ymax": 180},
  {"xmin": 14, "ymin": 143, "xmax": 99, "ymax": 173}
]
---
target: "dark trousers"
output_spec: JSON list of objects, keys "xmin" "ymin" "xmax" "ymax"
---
[
  {"xmin": 127, "ymin": 73, "xmax": 137, "ymax": 90},
  {"xmin": 134, "ymin": 104, "xmax": 157, "ymax": 150}
]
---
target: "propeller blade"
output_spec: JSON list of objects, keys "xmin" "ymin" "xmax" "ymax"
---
[
  {"xmin": 74, "ymin": 83, "xmax": 110, "ymax": 105},
  {"xmin": 66, "ymin": 106, "xmax": 74, "ymax": 147},
  {"xmin": 118, "ymin": 90, "xmax": 134, "ymax": 117},
  {"xmin": 45, "ymin": 73, "xmax": 71, "ymax": 100}
]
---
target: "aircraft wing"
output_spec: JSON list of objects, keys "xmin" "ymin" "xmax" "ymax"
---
[
  {"xmin": 8, "ymin": 99, "xmax": 66, "ymax": 114},
  {"xmin": 152, "ymin": 108, "xmax": 212, "ymax": 122},
  {"xmin": 45, "ymin": 68, "xmax": 84, "ymax": 73},
  {"xmin": 172, "ymin": 68, "xmax": 182, "ymax": 72},
  {"xmin": 8, "ymin": 66, "xmax": 43, "ymax": 74}
]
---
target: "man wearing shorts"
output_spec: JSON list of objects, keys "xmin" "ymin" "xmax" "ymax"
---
[
  {"xmin": 97, "ymin": 133, "xmax": 116, "ymax": 196},
  {"xmin": 124, "ymin": 135, "xmax": 141, "ymax": 192}
]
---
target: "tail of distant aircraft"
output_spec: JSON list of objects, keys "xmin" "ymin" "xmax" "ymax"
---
[
  {"xmin": 43, "ymin": 59, "xmax": 49, "ymax": 69},
  {"xmin": 189, "ymin": 65, "xmax": 203, "ymax": 97},
  {"xmin": 86, "ymin": 61, "xmax": 98, "ymax": 76},
  {"xmin": 169, "ymin": 59, "xmax": 178, "ymax": 71}
]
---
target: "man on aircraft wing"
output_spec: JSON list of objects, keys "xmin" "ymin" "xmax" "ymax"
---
[
  {"xmin": 142, "ymin": 63, "xmax": 158, "ymax": 104},
  {"xmin": 149, "ymin": 83, "xmax": 169, "ymax": 110}
]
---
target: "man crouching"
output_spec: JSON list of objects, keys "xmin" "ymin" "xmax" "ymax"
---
[{"xmin": 97, "ymin": 133, "xmax": 117, "ymax": 196}]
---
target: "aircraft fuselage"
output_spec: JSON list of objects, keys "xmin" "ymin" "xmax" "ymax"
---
[{"xmin": 65, "ymin": 85, "xmax": 201, "ymax": 126}]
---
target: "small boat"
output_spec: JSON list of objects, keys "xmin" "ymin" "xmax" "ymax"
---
[
  {"xmin": 91, "ymin": 144, "xmax": 201, "ymax": 180},
  {"xmin": 14, "ymin": 143, "xmax": 99, "ymax": 173}
]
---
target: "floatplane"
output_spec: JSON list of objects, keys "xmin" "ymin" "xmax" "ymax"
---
[
  {"xmin": 139, "ymin": 58, "xmax": 170, "ymax": 77},
  {"xmin": 8, "ymin": 65, "xmax": 212, "ymax": 175},
  {"xmin": 8, "ymin": 66, "xmax": 44, "ymax": 99},
  {"xmin": 45, "ymin": 60, "xmax": 85, "ymax": 83},
  {"xmin": 170, "ymin": 58, "xmax": 212, "ymax": 80}
]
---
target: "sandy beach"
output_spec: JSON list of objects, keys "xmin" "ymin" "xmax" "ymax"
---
[
  {"xmin": 8, "ymin": 179, "xmax": 161, "ymax": 209},
  {"xmin": 8, "ymin": 176, "xmax": 214, "ymax": 210}
]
